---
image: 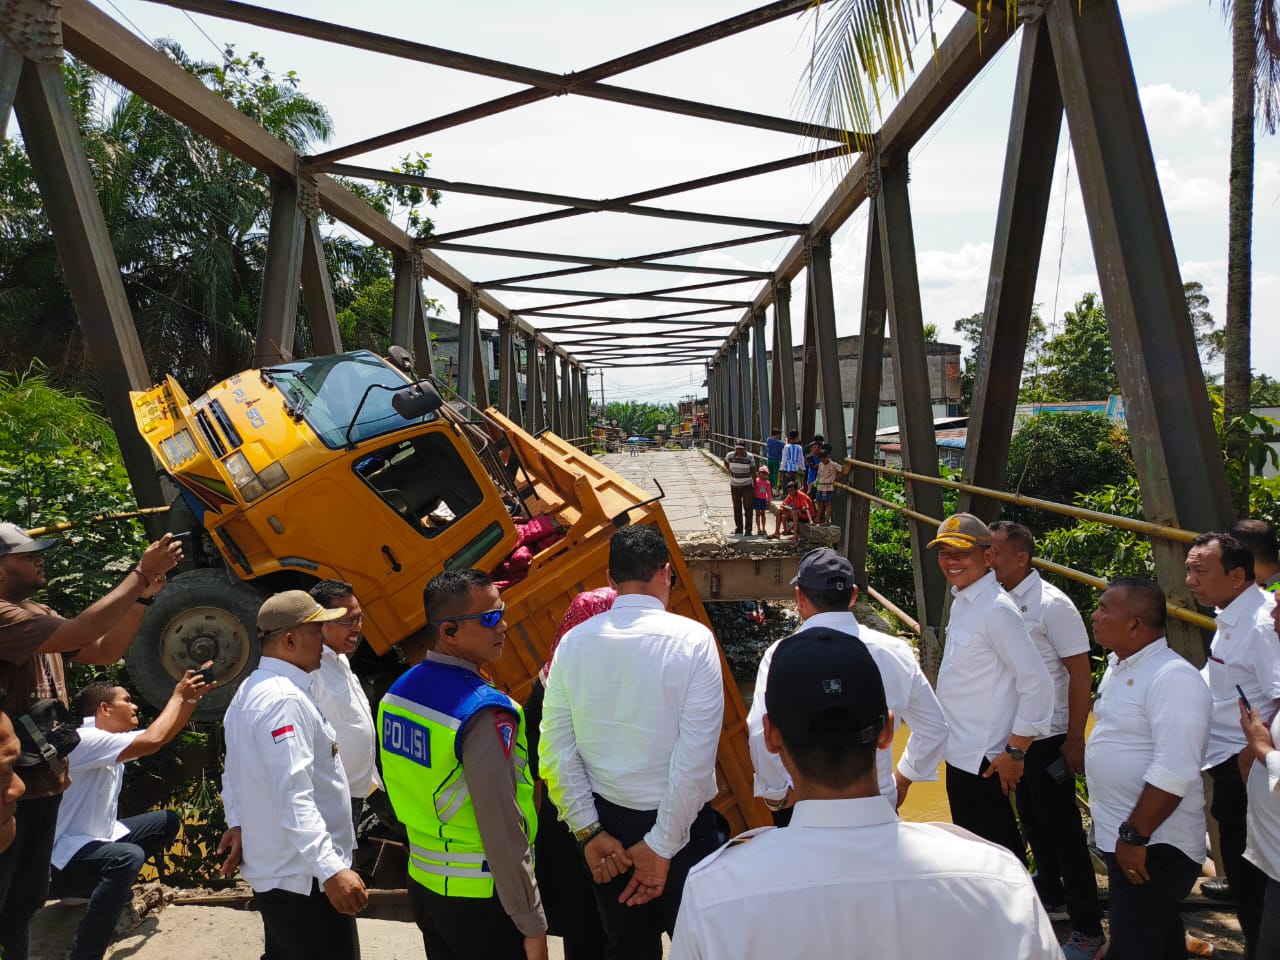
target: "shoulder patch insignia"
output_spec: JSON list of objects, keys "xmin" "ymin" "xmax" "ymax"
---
[
  {"xmin": 493, "ymin": 715, "xmax": 516, "ymax": 759},
  {"xmin": 271, "ymin": 725, "xmax": 295, "ymax": 744}
]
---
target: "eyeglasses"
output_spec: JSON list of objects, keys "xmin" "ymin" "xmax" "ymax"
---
[
  {"xmin": 432, "ymin": 605, "xmax": 505, "ymax": 629},
  {"xmin": 333, "ymin": 615, "xmax": 364, "ymax": 628}
]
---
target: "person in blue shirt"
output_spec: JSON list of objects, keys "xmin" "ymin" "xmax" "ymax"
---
[
  {"xmin": 779, "ymin": 431, "xmax": 804, "ymax": 494},
  {"xmin": 764, "ymin": 429, "xmax": 784, "ymax": 497}
]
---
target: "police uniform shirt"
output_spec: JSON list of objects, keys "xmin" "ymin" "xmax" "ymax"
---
[
  {"xmin": 747, "ymin": 612, "xmax": 948, "ymax": 806},
  {"xmin": 1086, "ymin": 638, "xmax": 1211, "ymax": 862},
  {"xmin": 222, "ymin": 657, "xmax": 354, "ymax": 895},
  {"xmin": 1006, "ymin": 571, "xmax": 1091, "ymax": 738},
  {"xmin": 936, "ymin": 571, "xmax": 1053, "ymax": 774},
  {"xmin": 312, "ymin": 645, "xmax": 383, "ymax": 799},
  {"xmin": 669, "ymin": 796, "xmax": 1061, "ymax": 959},
  {"xmin": 1201, "ymin": 585, "xmax": 1280, "ymax": 768}
]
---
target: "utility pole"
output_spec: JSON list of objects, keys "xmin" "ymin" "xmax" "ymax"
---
[{"xmin": 597, "ymin": 369, "xmax": 606, "ymax": 421}]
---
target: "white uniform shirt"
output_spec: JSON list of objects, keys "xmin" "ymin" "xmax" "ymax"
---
[
  {"xmin": 670, "ymin": 796, "xmax": 1062, "ymax": 960},
  {"xmin": 747, "ymin": 612, "xmax": 948, "ymax": 806},
  {"xmin": 936, "ymin": 571, "xmax": 1053, "ymax": 774},
  {"xmin": 1245, "ymin": 709, "xmax": 1280, "ymax": 882},
  {"xmin": 540, "ymin": 593, "xmax": 723, "ymax": 859},
  {"xmin": 1201, "ymin": 586, "xmax": 1280, "ymax": 768},
  {"xmin": 51, "ymin": 718, "xmax": 142, "ymax": 869},
  {"xmin": 1085, "ymin": 638, "xmax": 1210, "ymax": 862},
  {"xmin": 311, "ymin": 645, "xmax": 383, "ymax": 798},
  {"xmin": 222, "ymin": 657, "xmax": 354, "ymax": 895},
  {"xmin": 1007, "ymin": 571, "xmax": 1091, "ymax": 737}
]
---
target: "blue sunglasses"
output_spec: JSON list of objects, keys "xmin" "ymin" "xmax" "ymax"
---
[{"xmin": 432, "ymin": 606, "xmax": 505, "ymax": 629}]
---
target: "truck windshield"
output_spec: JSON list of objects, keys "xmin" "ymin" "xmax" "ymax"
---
[{"xmin": 264, "ymin": 351, "xmax": 436, "ymax": 448}]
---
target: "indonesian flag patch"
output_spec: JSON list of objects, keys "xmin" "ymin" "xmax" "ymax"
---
[
  {"xmin": 271, "ymin": 725, "xmax": 295, "ymax": 744},
  {"xmin": 493, "ymin": 715, "xmax": 516, "ymax": 759}
]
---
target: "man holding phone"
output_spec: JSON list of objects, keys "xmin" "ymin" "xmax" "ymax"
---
[{"xmin": 50, "ymin": 670, "xmax": 213, "ymax": 960}]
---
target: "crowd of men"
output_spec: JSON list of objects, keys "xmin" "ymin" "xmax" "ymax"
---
[{"xmin": 5, "ymin": 502, "xmax": 1280, "ymax": 958}]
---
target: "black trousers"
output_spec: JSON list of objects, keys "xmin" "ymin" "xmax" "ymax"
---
[
  {"xmin": 1014, "ymin": 734, "xmax": 1103, "ymax": 935},
  {"xmin": 0, "ymin": 794, "xmax": 62, "ymax": 960},
  {"xmin": 590, "ymin": 795, "xmax": 726, "ymax": 960},
  {"xmin": 1209, "ymin": 755, "xmax": 1267, "ymax": 957},
  {"xmin": 255, "ymin": 880, "xmax": 360, "ymax": 960},
  {"xmin": 729, "ymin": 485, "xmax": 753, "ymax": 533},
  {"xmin": 1258, "ymin": 875, "xmax": 1280, "ymax": 960},
  {"xmin": 945, "ymin": 761, "xmax": 1026, "ymax": 865},
  {"xmin": 1104, "ymin": 845, "xmax": 1200, "ymax": 960},
  {"xmin": 408, "ymin": 879, "xmax": 525, "ymax": 960}
]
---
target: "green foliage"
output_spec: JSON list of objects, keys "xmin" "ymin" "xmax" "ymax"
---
[
  {"xmin": 602, "ymin": 400, "xmax": 679, "ymax": 438},
  {"xmin": 954, "ymin": 307, "xmax": 1046, "ymax": 413},
  {"xmin": 865, "ymin": 470, "xmax": 959, "ymax": 614},
  {"xmin": 0, "ymin": 365, "xmax": 147, "ymax": 614},
  {"xmin": 1004, "ymin": 412, "xmax": 1133, "ymax": 530},
  {"xmin": 1251, "ymin": 373, "xmax": 1280, "ymax": 406},
  {"xmin": 1208, "ymin": 392, "xmax": 1280, "ymax": 508},
  {"xmin": 1023, "ymin": 293, "xmax": 1116, "ymax": 402}
]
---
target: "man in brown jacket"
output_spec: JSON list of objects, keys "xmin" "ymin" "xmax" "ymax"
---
[{"xmin": 0, "ymin": 522, "xmax": 181, "ymax": 960}]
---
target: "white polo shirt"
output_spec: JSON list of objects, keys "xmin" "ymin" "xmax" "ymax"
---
[
  {"xmin": 936, "ymin": 571, "xmax": 1053, "ymax": 774},
  {"xmin": 1006, "ymin": 571, "xmax": 1091, "ymax": 738},
  {"xmin": 1086, "ymin": 638, "xmax": 1210, "ymax": 862},
  {"xmin": 670, "ymin": 796, "xmax": 1061, "ymax": 959},
  {"xmin": 51, "ymin": 718, "xmax": 142, "ymax": 869},
  {"xmin": 222, "ymin": 657, "xmax": 354, "ymax": 895},
  {"xmin": 1201, "ymin": 586, "xmax": 1280, "ymax": 768},
  {"xmin": 540, "ymin": 593, "xmax": 723, "ymax": 859},
  {"xmin": 311, "ymin": 645, "xmax": 383, "ymax": 799},
  {"xmin": 1245, "ymin": 709, "xmax": 1280, "ymax": 882},
  {"xmin": 747, "ymin": 612, "xmax": 949, "ymax": 807}
]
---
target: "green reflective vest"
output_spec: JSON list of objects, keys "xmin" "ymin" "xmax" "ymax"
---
[{"xmin": 378, "ymin": 660, "xmax": 537, "ymax": 898}]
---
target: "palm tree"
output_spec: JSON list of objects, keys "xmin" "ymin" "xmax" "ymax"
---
[{"xmin": 1221, "ymin": 0, "xmax": 1280, "ymax": 512}]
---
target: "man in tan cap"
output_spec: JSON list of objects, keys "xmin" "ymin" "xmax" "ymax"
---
[
  {"xmin": 217, "ymin": 590, "xmax": 367, "ymax": 960},
  {"xmin": 931, "ymin": 513, "xmax": 1053, "ymax": 867}
]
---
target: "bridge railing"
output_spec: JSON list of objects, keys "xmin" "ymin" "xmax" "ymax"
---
[{"xmin": 837, "ymin": 457, "xmax": 1215, "ymax": 632}]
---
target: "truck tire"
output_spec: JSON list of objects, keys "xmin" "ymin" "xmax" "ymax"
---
[{"xmin": 125, "ymin": 569, "xmax": 266, "ymax": 720}]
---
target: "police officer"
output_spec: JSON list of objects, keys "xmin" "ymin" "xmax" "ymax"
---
[{"xmin": 379, "ymin": 569, "xmax": 547, "ymax": 960}]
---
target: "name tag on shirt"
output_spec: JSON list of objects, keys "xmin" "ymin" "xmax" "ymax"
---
[{"xmin": 383, "ymin": 712, "xmax": 431, "ymax": 766}]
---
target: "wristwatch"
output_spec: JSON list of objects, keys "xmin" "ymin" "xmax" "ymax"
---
[
  {"xmin": 1117, "ymin": 821, "xmax": 1151, "ymax": 847},
  {"xmin": 1004, "ymin": 744, "xmax": 1026, "ymax": 763},
  {"xmin": 574, "ymin": 821, "xmax": 603, "ymax": 846}
]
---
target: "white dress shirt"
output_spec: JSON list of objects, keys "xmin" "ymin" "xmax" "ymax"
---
[
  {"xmin": 1245, "ymin": 709, "xmax": 1280, "ymax": 882},
  {"xmin": 670, "ymin": 795, "xmax": 1062, "ymax": 960},
  {"xmin": 311, "ymin": 645, "xmax": 383, "ymax": 798},
  {"xmin": 936, "ymin": 571, "xmax": 1053, "ymax": 774},
  {"xmin": 222, "ymin": 657, "xmax": 354, "ymax": 895},
  {"xmin": 747, "ymin": 612, "xmax": 948, "ymax": 806},
  {"xmin": 1007, "ymin": 571, "xmax": 1091, "ymax": 737},
  {"xmin": 51, "ymin": 718, "xmax": 142, "ymax": 869},
  {"xmin": 1085, "ymin": 638, "xmax": 1211, "ymax": 862},
  {"xmin": 1201, "ymin": 586, "xmax": 1280, "ymax": 768},
  {"xmin": 540, "ymin": 593, "xmax": 723, "ymax": 859}
]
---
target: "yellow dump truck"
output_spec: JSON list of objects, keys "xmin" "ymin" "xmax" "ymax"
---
[{"xmin": 129, "ymin": 347, "xmax": 767, "ymax": 834}]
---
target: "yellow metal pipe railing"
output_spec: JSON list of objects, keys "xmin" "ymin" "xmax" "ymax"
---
[
  {"xmin": 835, "ymin": 479, "xmax": 1216, "ymax": 632},
  {"xmin": 25, "ymin": 506, "xmax": 171, "ymax": 537},
  {"xmin": 843, "ymin": 457, "xmax": 1199, "ymax": 545}
]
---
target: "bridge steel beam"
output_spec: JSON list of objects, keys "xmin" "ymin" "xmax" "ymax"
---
[
  {"xmin": 726, "ymin": 340, "xmax": 741, "ymax": 444},
  {"xmin": 559, "ymin": 355, "xmax": 572, "ymax": 435},
  {"xmin": 254, "ymin": 178, "xmax": 306, "ymax": 365},
  {"xmin": 300, "ymin": 211, "xmax": 342, "ymax": 356},
  {"xmin": 545, "ymin": 348, "xmax": 559, "ymax": 434},
  {"xmin": 736, "ymin": 332, "xmax": 752, "ymax": 444},
  {"xmin": 390, "ymin": 254, "xmax": 436, "ymax": 377},
  {"xmin": 11, "ymin": 56, "xmax": 166, "ymax": 509},
  {"xmin": 1047, "ymin": 0, "xmax": 1233, "ymax": 663},
  {"xmin": 878, "ymin": 158, "xmax": 947, "ymax": 678},
  {"xmin": 526, "ymin": 337, "xmax": 544, "ymax": 433},
  {"xmin": 960, "ymin": 18, "xmax": 1060, "ymax": 524},
  {"xmin": 752, "ymin": 309, "xmax": 770, "ymax": 443},
  {"xmin": 808, "ymin": 237, "xmax": 846, "ymax": 463},
  {"xmin": 0, "ymin": 41, "xmax": 20, "ymax": 141},
  {"xmin": 798, "ymin": 274, "xmax": 819, "ymax": 444},
  {"xmin": 497, "ymin": 319, "xmax": 515, "ymax": 419},
  {"xmin": 847, "ymin": 204, "xmax": 887, "ymax": 588},
  {"xmin": 772, "ymin": 282, "xmax": 797, "ymax": 436},
  {"xmin": 456, "ymin": 292, "xmax": 478, "ymax": 403}
]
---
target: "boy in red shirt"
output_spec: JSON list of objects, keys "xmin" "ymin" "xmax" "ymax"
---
[
  {"xmin": 752, "ymin": 467, "xmax": 772, "ymax": 537},
  {"xmin": 769, "ymin": 482, "xmax": 814, "ymax": 545}
]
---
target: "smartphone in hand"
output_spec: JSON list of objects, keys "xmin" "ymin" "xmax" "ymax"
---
[{"xmin": 1237, "ymin": 684, "xmax": 1253, "ymax": 712}]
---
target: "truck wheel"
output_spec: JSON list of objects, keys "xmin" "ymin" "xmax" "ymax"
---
[{"xmin": 126, "ymin": 569, "xmax": 265, "ymax": 720}]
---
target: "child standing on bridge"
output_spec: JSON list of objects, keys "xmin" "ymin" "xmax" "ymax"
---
[
  {"xmin": 753, "ymin": 466, "xmax": 772, "ymax": 537},
  {"xmin": 814, "ymin": 446, "xmax": 838, "ymax": 524}
]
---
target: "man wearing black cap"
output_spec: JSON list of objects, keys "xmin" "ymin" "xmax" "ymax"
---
[
  {"xmin": 0, "ymin": 522, "xmax": 182, "ymax": 960},
  {"xmin": 930, "ymin": 512, "xmax": 1052, "ymax": 864},
  {"xmin": 722, "ymin": 441, "xmax": 757, "ymax": 537},
  {"xmin": 747, "ymin": 548, "xmax": 948, "ymax": 819},
  {"xmin": 671, "ymin": 628, "xmax": 1059, "ymax": 959}
]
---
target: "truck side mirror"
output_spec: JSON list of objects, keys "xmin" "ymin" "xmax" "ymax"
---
[
  {"xmin": 393, "ymin": 382, "xmax": 444, "ymax": 420},
  {"xmin": 387, "ymin": 345, "xmax": 415, "ymax": 374}
]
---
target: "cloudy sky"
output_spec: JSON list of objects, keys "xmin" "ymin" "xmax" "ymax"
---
[{"xmin": 104, "ymin": 0, "xmax": 1280, "ymax": 406}]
